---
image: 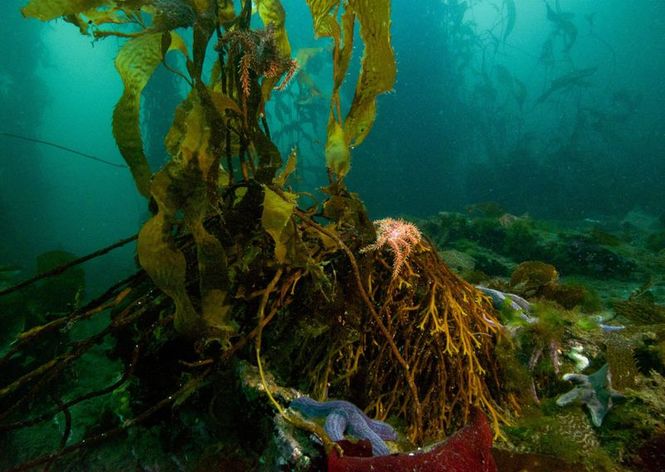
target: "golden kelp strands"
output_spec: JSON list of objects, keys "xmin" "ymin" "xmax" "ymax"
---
[{"xmin": 262, "ymin": 187, "xmax": 297, "ymax": 264}]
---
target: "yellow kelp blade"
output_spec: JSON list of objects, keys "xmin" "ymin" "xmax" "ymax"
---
[
  {"xmin": 210, "ymin": 90, "xmax": 242, "ymax": 116},
  {"xmin": 165, "ymin": 88, "xmax": 229, "ymax": 175},
  {"xmin": 274, "ymin": 147, "xmax": 297, "ymax": 187},
  {"xmin": 82, "ymin": 6, "xmax": 125, "ymax": 25},
  {"xmin": 113, "ymin": 32, "xmax": 183, "ymax": 197},
  {"xmin": 307, "ymin": 0, "xmax": 395, "ymax": 180},
  {"xmin": 178, "ymin": 92, "xmax": 213, "ymax": 172},
  {"xmin": 306, "ymin": 0, "xmax": 353, "ymax": 179},
  {"xmin": 191, "ymin": 0, "xmax": 210, "ymax": 13},
  {"xmin": 335, "ymin": 8, "xmax": 356, "ymax": 94},
  {"xmin": 325, "ymin": 121, "xmax": 350, "ymax": 179},
  {"xmin": 176, "ymin": 93, "xmax": 229, "ymax": 314},
  {"xmin": 21, "ymin": 0, "xmax": 110, "ymax": 21},
  {"xmin": 344, "ymin": 0, "xmax": 396, "ymax": 147},
  {"xmin": 305, "ymin": 0, "xmax": 341, "ymax": 38},
  {"xmin": 304, "ymin": 0, "xmax": 349, "ymax": 92},
  {"xmin": 217, "ymin": 0, "xmax": 236, "ymax": 24},
  {"xmin": 255, "ymin": 0, "xmax": 291, "ymax": 56},
  {"xmin": 262, "ymin": 187, "xmax": 297, "ymax": 264},
  {"xmin": 192, "ymin": 219, "xmax": 236, "ymax": 341},
  {"xmin": 138, "ymin": 205, "xmax": 201, "ymax": 338},
  {"xmin": 151, "ymin": 89, "xmax": 235, "ymax": 339}
]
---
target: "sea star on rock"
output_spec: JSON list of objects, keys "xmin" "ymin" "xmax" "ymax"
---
[
  {"xmin": 556, "ymin": 363, "xmax": 624, "ymax": 427},
  {"xmin": 289, "ymin": 396, "xmax": 397, "ymax": 456},
  {"xmin": 360, "ymin": 218, "xmax": 422, "ymax": 279}
]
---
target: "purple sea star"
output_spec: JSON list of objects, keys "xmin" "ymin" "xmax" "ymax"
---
[{"xmin": 289, "ymin": 396, "xmax": 397, "ymax": 456}]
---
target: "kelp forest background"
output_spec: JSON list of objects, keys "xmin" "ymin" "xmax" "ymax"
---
[
  {"xmin": 1, "ymin": 0, "xmax": 665, "ymax": 471},
  {"xmin": 3, "ymin": 0, "xmax": 665, "ymax": 266}
]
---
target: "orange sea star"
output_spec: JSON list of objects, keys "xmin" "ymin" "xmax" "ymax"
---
[{"xmin": 361, "ymin": 218, "xmax": 422, "ymax": 279}]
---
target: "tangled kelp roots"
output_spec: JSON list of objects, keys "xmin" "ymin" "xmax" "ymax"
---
[{"xmin": 266, "ymin": 234, "xmax": 507, "ymax": 444}]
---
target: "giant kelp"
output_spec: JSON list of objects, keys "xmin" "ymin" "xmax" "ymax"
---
[{"xmin": 1, "ymin": 0, "xmax": 508, "ymax": 467}]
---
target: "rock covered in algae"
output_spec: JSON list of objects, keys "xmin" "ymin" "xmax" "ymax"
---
[
  {"xmin": 235, "ymin": 361, "xmax": 323, "ymax": 470},
  {"xmin": 499, "ymin": 409, "xmax": 616, "ymax": 470},
  {"xmin": 510, "ymin": 261, "xmax": 559, "ymax": 296},
  {"xmin": 266, "ymin": 414, "xmax": 320, "ymax": 471}
]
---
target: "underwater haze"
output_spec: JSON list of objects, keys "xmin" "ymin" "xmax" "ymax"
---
[
  {"xmin": 350, "ymin": 0, "xmax": 665, "ymax": 219},
  {"xmin": 1, "ymin": 1, "xmax": 142, "ymax": 294}
]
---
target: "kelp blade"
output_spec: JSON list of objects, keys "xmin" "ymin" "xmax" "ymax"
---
[
  {"xmin": 21, "ymin": 0, "xmax": 109, "ymax": 21},
  {"xmin": 113, "ymin": 32, "xmax": 181, "ymax": 197},
  {"xmin": 306, "ymin": 0, "xmax": 395, "ymax": 179},
  {"xmin": 344, "ymin": 0, "xmax": 396, "ymax": 147},
  {"xmin": 262, "ymin": 187, "xmax": 297, "ymax": 264}
]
